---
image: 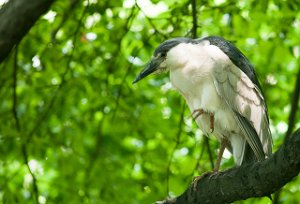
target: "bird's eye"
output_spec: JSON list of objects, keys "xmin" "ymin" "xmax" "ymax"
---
[{"xmin": 160, "ymin": 52, "xmax": 166, "ymax": 58}]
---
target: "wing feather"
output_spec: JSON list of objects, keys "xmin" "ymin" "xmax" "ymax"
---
[{"xmin": 212, "ymin": 61, "xmax": 272, "ymax": 161}]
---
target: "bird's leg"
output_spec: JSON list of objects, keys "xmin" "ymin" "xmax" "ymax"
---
[
  {"xmin": 193, "ymin": 138, "xmax": 228, "ymax": 190},
  {"xmin": 213, "ymin": 138, "xmax": 228, "ymax": 172},
  {"xmin": 193, "ymin": 135, "xmax": 226, "ymax": 191}
]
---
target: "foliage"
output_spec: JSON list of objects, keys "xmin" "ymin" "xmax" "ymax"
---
[{"xmin": 0, "ymin": 0, "xmax": 299, "ymax": 203}]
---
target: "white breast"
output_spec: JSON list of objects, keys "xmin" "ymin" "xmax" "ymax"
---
[{"xmin": 167, "ymin": 43, "xmax": 239, "ymax": 141}]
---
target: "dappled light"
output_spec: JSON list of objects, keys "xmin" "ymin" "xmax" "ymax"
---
[{"xmin": 0, "ymin": 0, "xmax": 300, "ymax": 203}]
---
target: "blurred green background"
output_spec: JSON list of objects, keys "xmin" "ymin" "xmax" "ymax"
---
[{"xmin": 0, "ymin": 0, "xmax": 299, "ymax": 203}]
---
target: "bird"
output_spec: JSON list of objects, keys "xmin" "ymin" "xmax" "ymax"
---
[{"xmin": 133, "ymin": 36, "xmax": 272, "ymax": 172}]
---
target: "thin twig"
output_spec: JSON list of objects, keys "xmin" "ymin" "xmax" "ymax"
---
[
  {"xmin": 192, "ymin": 134, "xmax": 207, "ymax": 174},
  {"xmin": 84, "ymin": 116, "xmax": 105, "ymax": 193},
  {"xmin": 166, "ymin": 102, "xmax": 186, "ymax": 196},
  {"xmin": 204, "ymin": 136, "xmax": 214, "ymax": 170},
  {"xmin": 12, "ymin": 47, "xmax": 20, "ymax": 131},
  {"xmin": 284, "ymin": 66, "xmax": 300, "ymax": 141},
  {"xmin": 274, "ymin": 65, "xmax": 300, "ymax": 203},
  {"xmin": 26, "ymin": 2, "xmax": 89, "ymax": 143},
  {"xmin": 12, "ymin": 47, "xmax": 39, "ymax": 203},
  {"xmin": 135, "ymin": 1, "xmax": 168, "ymax": 39},
  {"xmin": 111, "ymin": 9, "xmax": 139, "ymax": 120},
  {"xmin": 50, "ymin": 0, "xmax": 80, "ymax": 42},
  {"xmin": 190, "ymin": 0, "xmax": 197, "ymax": 39},
  {"xmin": 22, "ymin": 144, "xmax": 39, "ymax": 204},
  {"xmin": 191, "ymin": 0, "xmax": 215, "ymax": 170}
]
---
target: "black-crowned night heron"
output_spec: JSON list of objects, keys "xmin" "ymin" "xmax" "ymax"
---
[{"xmin": 133, "ymin": 36, "xmax": 272, "ymax": 171}]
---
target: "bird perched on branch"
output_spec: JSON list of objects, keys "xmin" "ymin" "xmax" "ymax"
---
[{"xmin": 133, "ymin": 36, "xmax": 272, "ymax": 172}]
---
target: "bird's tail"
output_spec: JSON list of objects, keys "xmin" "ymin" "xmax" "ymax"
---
[{"xmin": 241, "ymin": 143, "xmax": 257, "ymax": 164}]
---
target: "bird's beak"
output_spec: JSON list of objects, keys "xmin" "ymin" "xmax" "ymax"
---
[{"xmin": 132, "ymin": 58, "xmax": 161, "ymax": 84}]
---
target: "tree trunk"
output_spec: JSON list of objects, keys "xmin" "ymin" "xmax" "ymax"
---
[{"xmin": 0, "ymin": 0, "xmax": 55, "ymax": 63}]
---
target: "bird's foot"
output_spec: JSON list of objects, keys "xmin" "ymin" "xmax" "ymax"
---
[
  {"xmin": 191, "ymin": 109, "xmax": 204, "ymax": 119},
  {"xmin": 191, "ymin": 109, "xmax": 215, "ymax": 133},
  {"xmin": 192, "ymin": 171, "xmax": 219, "ymax": 191}
]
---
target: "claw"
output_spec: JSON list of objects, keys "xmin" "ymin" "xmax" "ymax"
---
[
  {"xmin": 192, "ymin": 171, "xmax": 218, "ymax": 191},
  {"xmin": 192, "ymin": 109, "xmax": 215, "ymax": 133},
  {"xmin": 191, "ymin": 109, "xmax": 204, "ymax": 119},
  {"xmin": 193, "ymin": 172, "xmax": 210, "ymax": 191}
]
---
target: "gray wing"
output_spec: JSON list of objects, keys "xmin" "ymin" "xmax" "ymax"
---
[{"xmin": 212, "ymin": 60, "xmax": 272, "ymax": 161}]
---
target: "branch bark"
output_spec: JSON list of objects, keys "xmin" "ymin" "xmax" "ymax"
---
[
  {"xmin": 0, "ymin": 0, "xmax": 56, "ymax": 63},
  {"xmin": 157, "ymin": 128, "xmax": 300, "ymax": 204}
]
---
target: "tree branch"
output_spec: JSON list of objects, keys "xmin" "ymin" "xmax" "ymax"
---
[
  {"xmin": 0, "ymin": 0, "xmax": 56, "ymax": 63},
  {"xmin": 273, "ymin": 65, "xmax": 300, "ymax": 203},
  {"xmin": 190, "ymin": 0, "xmax": 197, "ymax": 39},
  {"xmin": 157, "ymin": 128, "xmax": 300, "ymax": 204},
  {"xmin": 285, "ymin": 67, "xmax": 300, "ymax": 141}
]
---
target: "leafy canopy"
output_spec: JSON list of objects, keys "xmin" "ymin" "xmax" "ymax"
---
[{"xmin": 0, "ymin": 0, "xmax": 299, "ymax": 203}]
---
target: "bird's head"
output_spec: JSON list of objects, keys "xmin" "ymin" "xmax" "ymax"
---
[{"xmin": 133, "ymin": 38, "xmax": 193, "ymax": 84}]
